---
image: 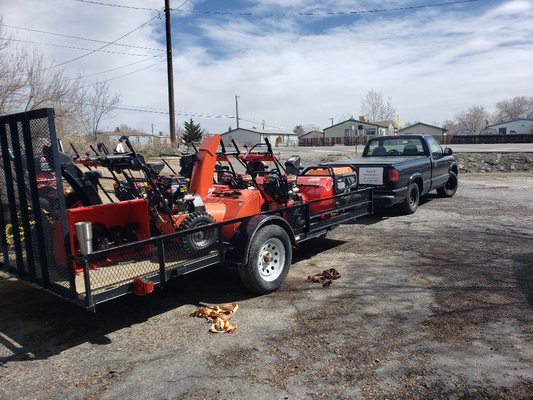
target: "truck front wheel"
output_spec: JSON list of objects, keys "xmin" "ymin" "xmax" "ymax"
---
[
  {"xmin": 239, "ymin": 225, "xmax": 292, "ymax": 294},
  {"xmin": 437, "ymin": 171, "xmax": 458, "ymax": 198},
  {"xmin": 400, "ymin": 182, "xmax": 419, "ymax": 214}
]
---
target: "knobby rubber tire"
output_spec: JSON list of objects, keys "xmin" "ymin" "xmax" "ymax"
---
[{"xmin": 178, "ymin": 211, "xmax": 216, "ymax": 257}]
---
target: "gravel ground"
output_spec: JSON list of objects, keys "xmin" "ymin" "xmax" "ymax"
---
[{"xmin": 1, "ymin": 173, "xmax": 532, "ymax": 399}]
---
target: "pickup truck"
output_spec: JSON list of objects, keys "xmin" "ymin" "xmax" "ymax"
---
[{"xmin": 326, "ymin": 134, "xmax": 458, "ymax": 214}]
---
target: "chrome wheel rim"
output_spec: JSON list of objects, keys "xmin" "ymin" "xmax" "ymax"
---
[{"xmin": 257, "ymin": 238, "xmax": 285, "ymax": 282}]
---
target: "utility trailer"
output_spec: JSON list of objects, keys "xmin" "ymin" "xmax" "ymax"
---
[{"xmin": 0, "ymin": 109, "xmax": 373, "ymax": 311}]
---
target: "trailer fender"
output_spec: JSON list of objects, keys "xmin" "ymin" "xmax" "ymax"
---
[{"xmin": 226, "ymin": 215, "xmax": 296, "ymax": 265}]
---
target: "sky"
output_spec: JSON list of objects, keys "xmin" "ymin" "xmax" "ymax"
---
[{"xmin": 0, "ymin": 0, "xmax": 532, "ymax": 134}]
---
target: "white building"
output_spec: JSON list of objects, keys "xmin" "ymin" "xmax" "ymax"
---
[
  {"xmin": 484, "ymin": 119, "xmax": 533, "ymax": 135},
  {"xmin": 323, "ymin": 118, "xmax": 394, "ymax": 145},
  {"xmin": 221, "ymin": 127, "xmax": 299, "ymax": 147}
]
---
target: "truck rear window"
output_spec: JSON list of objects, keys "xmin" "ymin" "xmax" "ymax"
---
[{"xmin": 364, "ymin": 138, "xmax": 425, "ymax": 157}]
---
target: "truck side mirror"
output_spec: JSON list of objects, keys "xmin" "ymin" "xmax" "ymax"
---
[{"xmin": 444, "ymin": 148, "xmax": 453, "ymax": 156}]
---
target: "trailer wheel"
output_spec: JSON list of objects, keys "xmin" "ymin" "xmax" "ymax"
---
[
  {"xmin": 437, "ymin": 171, "xmax": 458, "ymax": 198},
  {"xmin": 400, "ymin": 182, "xmax": 419, "ymax": 214},
  {"xmin": 179, "ymin": 212, "xmax": 216, "ymax": 257},
  {"xmin": 239, "ymin": 225, "xmax": 292, "ymax": 294}
]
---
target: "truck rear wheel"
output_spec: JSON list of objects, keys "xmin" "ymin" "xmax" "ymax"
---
[
  {"xmin": 239, "ymin": 225, "xmax": 292, "ymax": 294},
  {"xmin": 400, "ymin": 182, "xmax": 419, "ymax": 214},
  {"xmin": 437, "ymin": 171, "xmax": 458, "ymax": 198}
]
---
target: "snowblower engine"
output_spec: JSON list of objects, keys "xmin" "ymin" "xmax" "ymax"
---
[{"xmin": 262, "ymin": 173, "xmax": 298, "ymax": 205}]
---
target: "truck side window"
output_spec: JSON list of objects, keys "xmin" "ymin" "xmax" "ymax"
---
[{"xmin": 427, "ymin": 137, "xmax": 443, "ymax": 159}]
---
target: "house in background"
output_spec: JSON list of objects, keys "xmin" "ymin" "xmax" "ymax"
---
[
  {"xmin": 221, "ymin": 127, "xmax": 299, "ymax": 147},
  {"xmin": 323, "ymin": 118, "xmax": 394, "ymax": 145},
  {"xmin": 483, "ymin": 119, "xmax": 533, "ymax": 135},
  {"xmin": 298, "ymin": 130, "xmax": 324, "ymax": 146},
  {"xmin": 399, "ymin": 122, "xmax": 447, "ymax": 137}
]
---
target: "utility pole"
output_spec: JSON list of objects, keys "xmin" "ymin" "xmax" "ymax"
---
[
  {"xmin": 164, "ymin": 0, "xmax": 177, "ymax": 144},
  {"xmin": 330, "ymin": 117, "xmax": 334, "ymax": 126},
  {"xmin": 235, "ymin": 95, "xmax": 240, "ymax": 128}
]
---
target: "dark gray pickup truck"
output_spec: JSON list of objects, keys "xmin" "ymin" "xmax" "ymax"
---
[{"xmin": 327, "ymin": 134, "xmax": 458, "ymax": 214}]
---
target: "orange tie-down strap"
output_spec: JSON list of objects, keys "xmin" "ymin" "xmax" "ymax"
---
[{"xmin": 190, "ymin": 303, "xmax": 239, "ymax": 333}]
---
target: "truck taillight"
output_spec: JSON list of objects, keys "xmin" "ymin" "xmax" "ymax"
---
[{"xmin": 388, "ymin": 168, "xmax": 399, "ymax": 182}]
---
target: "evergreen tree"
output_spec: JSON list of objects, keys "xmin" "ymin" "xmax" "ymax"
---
[{"xmin": 182, "ymin": 118, "xmax": 203, "ymax": 144}]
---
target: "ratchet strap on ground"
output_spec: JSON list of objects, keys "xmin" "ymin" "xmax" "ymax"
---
[
  {"xmin": 307, "ymin": 268, "xmax": 341, "ymax": 287},
  {"xmin": 190, "ymin": 303, "xmax": 239, "ymax": 333}
]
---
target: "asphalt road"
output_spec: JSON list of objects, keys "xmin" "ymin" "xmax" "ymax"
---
[{"xmin": 1, "ymin": 173, "xmax": 532, "ymax": 399}]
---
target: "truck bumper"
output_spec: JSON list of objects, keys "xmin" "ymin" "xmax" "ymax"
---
[{"xmin": 373, "ymin": 187, "xmax": 408, "ymax": 207}]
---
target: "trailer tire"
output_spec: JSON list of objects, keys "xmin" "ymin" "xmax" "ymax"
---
[
  {"xmin": 436, "ymin": 171, "xmax": 458, "ymax": 198},
  {"xmin": 239, "ymin": 225, "xmax": 292, "ymax": 294},
  {"xmin": 400, "ymin": 182, "xmax": 419, "ymax": 214},
  {"xmin": 179, "ymin": 212, "xmax": 216, "ymax": 257}
]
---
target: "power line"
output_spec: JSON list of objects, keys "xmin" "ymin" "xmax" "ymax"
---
[
  {"xmin": 80, "ymin": 59, "xmax": 166, "ymax": 87},
  {"xmin": 0, "ymin": 23, "xmax": 164, "ymax": 53},
  {"xmin": 64, "ymin": 55, "xmax": 163, "ymax": 81},
  {"xmin": 73, "ymin": 0, "xmax": 159, "ymax": 11},
  {"xmin": 173, "ymin": 0, "xmax": 191, "ymax": 11},
  {"xmin": 0, "ymin": 37, "xmax": 152, "ymax": 57},
  {"xmin": 240, "ymin": 117, "xmax": 290, "ymax": 132},
  {"xmin": 171, "ymin": 0, "xmax": 481, "ymax": 17},
  {"xmin": 6, "ymin": 92, "xmax": 235, "ymax": 119},
  {"xmin": 47, "ymin": 13, "xmax": 161, "ymax": 70}
]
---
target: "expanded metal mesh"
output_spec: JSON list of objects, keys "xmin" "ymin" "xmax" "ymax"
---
[
  {"xmin": 0, "ymin": 109, "xmax": 72, "ymax": 295},
  {"xmin": 85, "ymin": 228, "xmax": 222, "ymax": 297},
  {"xmin": 27, "ymin": 115, "xmax": 72, "ymax": 289}
]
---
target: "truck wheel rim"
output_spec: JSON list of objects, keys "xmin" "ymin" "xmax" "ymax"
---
[
  {"xmin": 409, "ymin": 188, "xmax": 418, "ymax": 207},
  {"xmin": 257, "ymin": 238, "xmax": 285, "ymax": 282}
]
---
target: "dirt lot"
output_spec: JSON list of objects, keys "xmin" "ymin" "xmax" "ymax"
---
[{"xmin": 1, "ymin": 173, "xmax": 532, "ymax": 399}]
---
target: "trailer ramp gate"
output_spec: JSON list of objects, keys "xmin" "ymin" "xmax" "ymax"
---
[
  {"xmin": 0, "ymin": 109, "xmax": 372, "ymax": 311},
  {"xmin": 0, "ymin": 108, "xmax": 76, "ymax": 300}
]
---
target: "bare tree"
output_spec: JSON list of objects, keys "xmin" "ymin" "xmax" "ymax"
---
[
  {"xmin": 337, "ymin": 113, "xmax": 353, "ymax": 123},
  {"xmin": 302, "ymin": 123, "xmax": 321, "ymax": 132},
  {"xmin": 360, "ymin": 89, "xmax": 396, "ymax": 123},
  {"xmin": 493, "ymin": 96, "xmax": 533, "ymax": 122},
  {"xmin": 455, "ymin": 105, "xmax": 489, "ymax": 134},
  {"xmin": 442, "ymin": 119, "xmax": 461, "ymax": 136},
  {"xmin": 293, "ymin": 125, "xmax": 304, "ymax": 135},
  {"xmin": 81, "ymin": 81, "xmax": 121, "ymax": 139},
  {"xmin": 0, "ymin": 20, "xmax": 27, "ymax": 114},
  {"xmin": 1, "ymin": 20, "xmax": 120, "ymax": 137}
]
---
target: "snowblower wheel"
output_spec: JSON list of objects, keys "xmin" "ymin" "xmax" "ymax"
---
[{"xmin": 178, "ymin": 211, "xmax": 217, "ymax": 257}]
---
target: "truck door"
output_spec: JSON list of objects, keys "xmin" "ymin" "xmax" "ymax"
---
[{"xmin": 426, "ymin": 137, "xmax": 449, "ymax": 188}]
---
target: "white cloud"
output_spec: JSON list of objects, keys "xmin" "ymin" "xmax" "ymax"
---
[{"xmin": 1, "ymin": 0, "xmax": 532, "ymax": 134}]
